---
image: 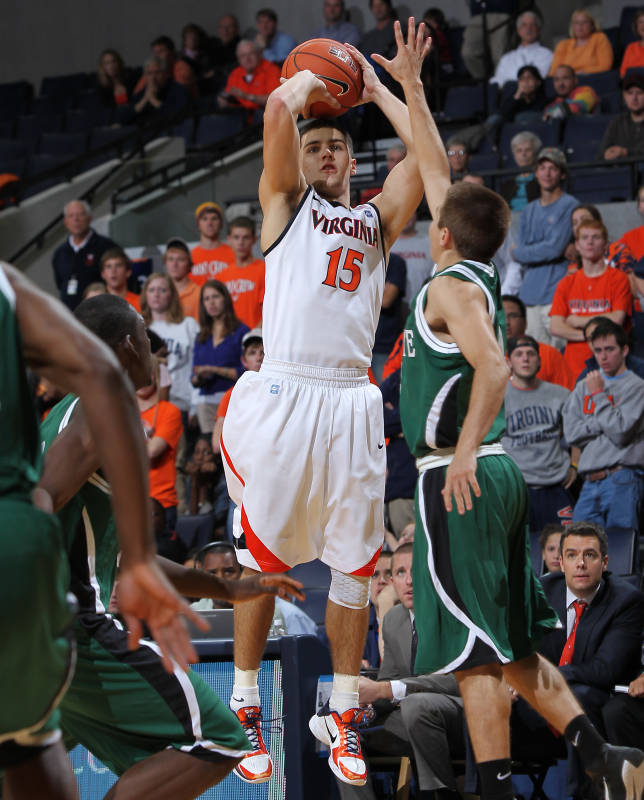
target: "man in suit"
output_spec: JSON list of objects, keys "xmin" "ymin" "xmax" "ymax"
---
[
  {"xmin": 513, "ymin": 521, "xmax": 644, "ymax": 799},
  {"xmin": 337, "ymin": 543, "xmax": 465, "ymax": 800}
]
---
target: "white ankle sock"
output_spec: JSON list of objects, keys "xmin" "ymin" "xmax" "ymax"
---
[
  {"xmin": 329, "ymin": 673, "xmax": 359, "ymax": 714},
  {"xmin": 230, "ymin": 667, "xmax": 260, "ymax": 710}
]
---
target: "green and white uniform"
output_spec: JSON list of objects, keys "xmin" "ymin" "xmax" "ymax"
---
[
  {"xmin": 400, "ymin": 261, "xmax": 558, "ymax": 674},
  {"xmin": 0, "ymin": 265, "xmax": 75, "ymax": 766},
  {"xmin": 40, "ymin": 395, "xmax": 250, "ymax": 776}
]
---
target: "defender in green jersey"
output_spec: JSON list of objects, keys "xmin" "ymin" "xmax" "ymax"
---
[
  {"xmin": 374, "ymin": 20, "xmax": 644, "ymax": 800},
  {"xmin": 39, "ymin": 295, "xmax": 303, "ymax": 799}
]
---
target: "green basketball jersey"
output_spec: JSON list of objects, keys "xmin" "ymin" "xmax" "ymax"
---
[
  {"xmin": 41, "ymin": 394, "xmax": 118, "ymax": 614},
  {"xmin": 400, "ymin": 260, "xmax": 507, "ymax": 460},
  {"xmin": 0, "ymin": 266, "xmax": 41, "ymax": 498}
]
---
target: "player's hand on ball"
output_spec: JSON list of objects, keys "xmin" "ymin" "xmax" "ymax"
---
[
  {"xmin": 442, "ymin": 451, "xmax": 481, "ymax": 515},
  {"xmin": 231, "ymin": 574, "xmax": 305, "ymax": 603},
  {"xmin": 371, "ymin": 17, "xmax": 432, "ymax": 85},
  {"xmin": 118, "ymin": 557, "xmax": 208, "ymax": 673},
  {"xmin": 342, "ymin": 44, "xmax": 381, "ymax": 105}
]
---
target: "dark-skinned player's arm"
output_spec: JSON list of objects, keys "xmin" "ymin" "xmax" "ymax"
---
[
  {"xmin": 158, "ymin": 557, "xmax": 305, "ymax": 604},
  {"xmin": 343, "ymin": 40, "xmax": 426, "ymax": 251},
  {"xmin": 5, "ymin": 262, "xmax": 206, "ymax": 672},
  {"xmin": 371, "ymin": 18, "xmax": 451, "ymax": 222},
  {"xmin": 259, "ymin": 71, "xmax": 339, "ymax": 251},
  {"xmin": 430, "ymin": 276, "xmax": 509, "ymax": 514}
]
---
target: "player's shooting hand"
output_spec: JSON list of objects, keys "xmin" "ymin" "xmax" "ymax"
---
[
  {"xmin": 117, "ymin": 557, "xmax": 208, "ymax": 673},
  {"xmin": 442, "ymin": 451, "xmax": 481, "ymax": 515},
  {"xmin": 370, "ymin": 17, "xmax": 432, "ymax": 86},
  {"xmin": 584, "ymin": 370, "xmax": 604, "ymax": 395},
  {"xmin": 342, "ymin": 44, "xmax": 381, "ymax": 105},
  {"xmin": 229, "ymin": 573, "xmax": 305, "ymax": 603}
]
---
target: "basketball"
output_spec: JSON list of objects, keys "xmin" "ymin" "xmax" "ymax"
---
[{"xmin": 281, "ymin": 38, "xmax": 363, "ymax": 118}]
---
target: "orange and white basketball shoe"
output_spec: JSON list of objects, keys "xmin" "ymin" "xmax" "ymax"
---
[
  {"xmin": 309, "ymin": 703, "xmax": 368, "ymax": 785},
  {"xmin": 233, "ymin": 706, "xmax": 273, "ymax": 783}
]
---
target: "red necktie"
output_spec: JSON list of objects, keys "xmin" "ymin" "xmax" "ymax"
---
[{"xmin": 559, "ymin": 600, "xmax": 587, "ymax": 666}]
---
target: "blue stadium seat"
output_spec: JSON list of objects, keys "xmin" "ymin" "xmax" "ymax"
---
[
  {"xmin": 65, "ymin": 109, "xmax": 91, "ymax": 132},
  {"xmin": 175, "ymin": 513, "xmax": 217, "ymax": 551},
  {"xmin": 568, "ymin": 166, "xmax": 632, "ymax": 203},
  {"xmin": 562, "ymin": 115, "xmax": 612, "ymax": 162},
  {"xmin": 0, "ymin": 139, "xmax": 29, "ymax": 160},
  {"xmin": 31, "ymin": 95, "xmax": 62, "ymax": 116},
  {"xmin": 88, "ymin": 125, "xmax": 137, "ymax": 156},
  {"xmin": 17, "ymin": 113, "xmax": 63, "ymax": 142},
  {"xmin": 499, "ymin": 119, "xmax": 561, "ymax": 164},
  {"xmin": 194, "ymin": 113, "xmax": 245, "ymax": 147},
  {"xmin": 0, "ymin": 120, "xmax": 15, "ymax": 138},
  {"xmin": 606, "ymin": 527, "xmax": 638, "ymax": 575},
  {"xmin": 601, "ymin": 91, "xmax": 623, "ymax": 114},
  {"xmin": 23, "ymin": 154, "xmax": 70, "ymax": 198},
  {"xmin": 446, "ymin": 26, "xmax": 467, "ymax": 76},
  {"xmin": 620, "ymin": 6, "xmax": 640, "ymax": 47},
  {"xmin": 582, "ymin": 70, "xmax": 620, "ymax": 96},
  {"xmin": 40, "ymin": 72, "xmax": 88, "ymax": 99},
  {"xmin": 39, "ymin": 131, "xmax": 87, "ymax": 157},
  {"xmin": 469, "ymin": 152, "xmax": 499, "ymax": 171},
  {"xmin": 172, "ymin": 118, "xmax": 196, "ymax": 148},
  {"xmin": 603, "ymin": 28, "xmax": 622, "ymax": 64},
  {"xmin": 442, "ymin": 84, "xmax": 486, "ymax": 120},
  {"xmin": 288, "ymin": 560, "xmax": 331, "ymax": 589},
  {"xmin": 0, "ymin": 157, "xmax": 26, "ymax": 177}
]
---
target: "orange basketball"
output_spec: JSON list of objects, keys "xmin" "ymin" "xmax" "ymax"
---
[{"xmin": 281, "ymin": 38, "xmax": 363, "ymax": 118}]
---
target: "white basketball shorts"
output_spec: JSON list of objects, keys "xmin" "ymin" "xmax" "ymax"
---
[{"xmin": 220, "ymin": 358, "xmax": 385, "ymax": 575}]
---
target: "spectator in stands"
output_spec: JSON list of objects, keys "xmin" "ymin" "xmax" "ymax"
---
[
  {"xmin": 503, "ymin": 294, "xmax": 574, "ymax": 388},
  {"xmin": 513, "ymin": 522, "xmax": 644, "ymax": 800},
  {"xmin": 83, "ymin": 282, "xmax": 107, "ymax": 300},
  {"xmin": 136, "ymin": 359, "xmax": 183, "ymax": 533},
  {"xmin": 190, "ymin": 202, "xmax": 235, "ymax": 285},
  {"xmin": 576, "ymin": 316, "xmax": 644, "ymax": 382},
  {"xmin": 360, "ymin": 0, "xmax": 397, "ymax": 64},
  {"xmin": 179, "ymin": 24, "xmax": 215, "ymax": 91},
  {"xmin": 550, "ymin": 219, "xmax": 632, "ymax": 377},
  {"xmin": 132, "ymin": 55, "xmax": 190, "ymax": 122},
  {"xmin": 496, "ymin": 64, "xmax": 547, "ymax": 124},
  {"xmin": 460, "ymin": 0, "xmax": 518, "ymax": 81},
  {"xmin": 191, "ymin": 279, "xmax": 248, "ymax": 435},
  {"xmin": 563, "ymin": 319, "xmax": 644, "ymax": 531},
  {"xmin": 389, "ymin": 211, "xmax": 434, "ymax": 305},
  {"xmin": 490, "ymin": 11, "xmax": 553, "ymax": 87},
  {"xmin": 445, "ymin": 136, "xmax": 470, "ymax": 182},
  {"xmin": 360, "ymin": 142, "xmax": 405, "ymax": 204},
  {"xmin": 564, "ymin": 205, "xmax": 638, "ymax": 284},
  {"xmin": 254, "ymin": 8, "xmax": 296, "ymax": 65},
  {"xmin": 311, "ymin": 0, "xmax": 361, "ymax": 47},
  {"xmin": 601, "ymin": 73, "xmax": 644, "ymax": 162},
  {"xmin": 216, "ymin": 216, "xmax": 265, "ymax": 328},
  {"xmin": 100, "ymin": 248, "xmax": 140, "ymax": 310},
  {"xmin": 96, "ymin": 49, "xmax": 135, "ymax": 108},
  {"xmin": 498, "ymin": 130, "xmax": 542, "ymax": 211},
  {"xmin": 549, "ymin": 9, "xmax": 614, "ymax": 76},
  {"xmin": 52, "ymin": 199, "xmax": 115, "ymax": 310},
  {"xmin": 422, "ymin": 8, "xmax": 454, "ymax": 75},
  {"xmin": 345, "ymin": 543, "xmax": 465, "ymax": 800},
  {"xmin": 185, "ymin": 435, "xmax": 220, "ymax": 515},
  {"xmin": 543, "ymin": 64, "xmax": 599, "ymax": 119},
  {"xmin": 618, "ymin": 184, "xmax": 644, "ymax": 263},
  {"xmin": 539, "ymin": 523, "xmax": 564, "ymax": 573},
  {"xmin": 213, "ymin": 14, "xmax": 241, "ymax": 68},
  {"xmin": 218, "ymin": 39, "xmax": 281, "ymax": 122},
  {"xmin": 372, "ymin": 252, "xmax": 406, "ymax": 383},
  {"xmin": 502, "ymin": 335, "xmax": 577, "ymax": 532},
  {"xmin": 164, "ymin": 237, "xmax": 199, "ymax": 321},
  {"xmin": 140, "ymin": 272, "xmax": 199, "ymax": 427},
  {"xmin": 514, "ymin": 147, "xmax": 579, "ymax": 345},
  {"xmin": 363, "ymin": 551, "xmax": 393, "ymax": 669},
  {"xmin": 620, "ymin": 8, "xmax": 644, "ymax": 77},
  {"xmin": 135, "ymin": 35, "xmax": 197, "ymax": 97}
]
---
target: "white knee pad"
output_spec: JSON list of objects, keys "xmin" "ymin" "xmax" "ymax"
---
[{"xmin": 328, "ymin": 568, "xmax": 371, "ymax": 609}]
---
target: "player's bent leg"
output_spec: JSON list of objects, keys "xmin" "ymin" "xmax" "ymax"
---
[
  {"xmin": 3, "ymin": 740, "xmax": 79, "ymax": 800},
  {"xmin": 309, "ymin": 576, "xmax": 371, "ymax": 787},
  {"xmin": 455, "ymin": 664, "xmax": 510, "ymax": 763},
  {"xmin": 231, "ymin": 566, "xmax": 276, "ymax": 784},
  {"xmin": 102, "ymin": 749, "xmax": 240, "ymax": 800}
]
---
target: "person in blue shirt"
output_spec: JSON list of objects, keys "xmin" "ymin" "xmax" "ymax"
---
[{"xmin": 255, "ymin": 8, "xmax": 296, "ymax": 65}]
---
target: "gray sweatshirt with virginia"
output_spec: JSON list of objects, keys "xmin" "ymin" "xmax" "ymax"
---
[{"xmin": 563, "ymin": 369, "xmax": 644, "ymax": 473}]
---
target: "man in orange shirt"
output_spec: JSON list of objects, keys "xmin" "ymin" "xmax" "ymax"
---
[
  {"xmin": 217, "ymin": 217, "xmax": 265, "ymax": 328},
  {"xmin": 164, "ymin": 238, "xmax": 200, "ymax": 321},
  {"xmin": 190, "ymin": 202, "xmax": 235, "ymax": 285},
  {"xmin": 550, "ymin": 220, "xmax": 632, "ymax": 378},
  {"xmin": 100, "ymin": 248, "xmax": 141, "ymax": 311},
  {"xmin": 218, "ymin": 39, "xmax": 281, "ymax": 120}
]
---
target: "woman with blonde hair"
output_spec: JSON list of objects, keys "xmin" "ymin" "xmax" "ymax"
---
[
  {"xmin": 96, "ymin": 48, "xmax": 135, "ymax": 107},
  {"xmin": 549, "ymin": 9, "xmax": 613, "ymax": 75},
  {"xmin": 140, "ymin": 272, "xmax": 198, "ymax": 421}
]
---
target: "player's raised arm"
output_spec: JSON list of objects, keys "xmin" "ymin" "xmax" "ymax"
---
[
  {"xmin": 5, "ymin": 262, "xmax": 205, "ymax": 671},
  {"xmin": 372, "ymin": 18, "xmax": 451, "ymax": 221},
  {"xmin": 343, "ymin": 41, "xmax": 425, "ymax": 250}
]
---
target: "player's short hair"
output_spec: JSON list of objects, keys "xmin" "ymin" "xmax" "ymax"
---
[
  {"xmin": 74, "ymin": 294, "xmax": 139, "ymax": 351},
  {"xmin": 502, "ymin": 294, "xmax": 526, "ymax": 318},
  {"xmin": 560, "ymin": 521, "xmax": 608, "ymax": 559},
  {"xmin": 299, "ymin": 118, "xmax": 354, "ymax": 157},
  {"xmin": 588, "ymin": 318, "xmax": 628, "ymax": 349},
  {"xmin": 100, "ymin": 247, "xmax": 132, "ymax": 271},
  {"xmin": 438, "ymin": 183, "xmax": 510, "ymax": 263},
  {"xmin": 538, "ymin": 523, "xmax": 564, "ymax": 551},
  {"xmin": 575, "ymin": 218, "xmax": 608, "ymax": 242},
  {"xmin": 228, "ymin": 215, "xmax": 256, "ymax": 234}
]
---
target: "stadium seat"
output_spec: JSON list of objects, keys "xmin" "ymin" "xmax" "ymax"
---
[
  {"xmin": 0, "ymin": 139, "xmax": 28, "ymax": 160},
  {"xmin": 40, "ymin": 72, "xmax": 88, "ymax": 99},
  {"xmin": 172, "ymin": 118, "xmax": 196, "ymax": 148},
  {"xmin": 65, "ymin": 109, "xmax": 91, "ymax": 132},
  {"xmin": 39, "ymin": 131, "xmax": 87, "ymax": 157},
  {"xmin": 442, "ymin": 84, "xmax": 486, "ymax": 121},
  {"xmin": 606, "ymin": 527, "xmax": 638, "ymax": 575},
  {"xmin": 445, "ymin": 25, "xmax": 467, "ymax": 76},
  {"xmin": 88, "ymin": 125, "xmax": 137, "ymax": 156},
  {"xmin": 562, "ymin": 115, "xmax": 612, "ymax": 162},
  {"xmin": 194, "ymin": 113, "xmax": 245, "ymax": 147},
  {"xmin": 600, "ymin": 91, "xmax": 623, "ymax": 114},
  {"xmin": 23, "ymin": 154, "xmax": 70, "ymax": 198},
  {"xmin": 288, "ymin": 559, "xmax": 331, "ymax": 589},
  {"xmin": 567, "ymin": 166, "xmax": 632, "ymax": 203},
  {"xmin": 175, "ymin": 512, "xmax": 217, "ymax": 551},
  {"xmin": 0, "ymin": 157, "xmax": 25, "ymax": 177},
  {"xmin": 469, "ymin": 152, "xmax": 499, "ymax": 171},
  {"xmin": 582, "ymin": 70, "xmax": 620, "ymax": 96},
  {"xmin": 620, "ymin": 6, "xmax": 640, "ymax": 48},
  {"xmin": 0, "ymin": 120, "xmax": 15, "ymax": 138},
  {"xmin": 603, "ymin": 28, "xmax": 622, "ymax": 65},
  {"xmin": 17, "ymin": 113, "xmax": 63, "ymax": 143}
]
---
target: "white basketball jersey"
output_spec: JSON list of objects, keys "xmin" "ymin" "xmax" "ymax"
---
[{"xmin": 262, "ymin": 187, "xmax": 386, "ymax": 369}]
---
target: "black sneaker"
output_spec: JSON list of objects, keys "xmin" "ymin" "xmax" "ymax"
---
[{"xmin": 588, "ymin": 744, "xmax": 644, "ymax": 800}]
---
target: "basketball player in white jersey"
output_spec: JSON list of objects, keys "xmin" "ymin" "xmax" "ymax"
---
[{"xmin": 220, "ymin": 45, "xmax": 427, "ymax": 786}]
